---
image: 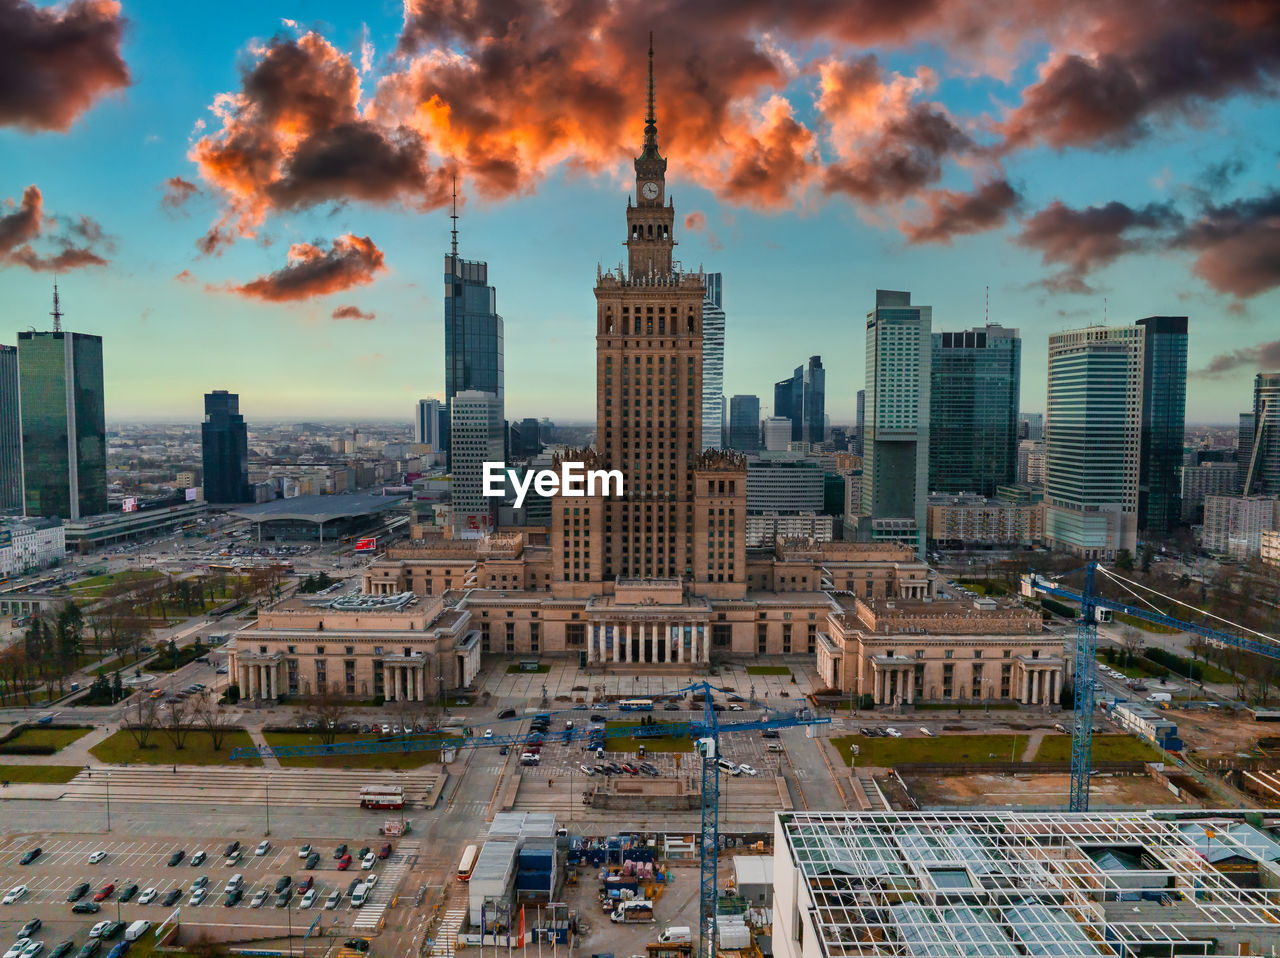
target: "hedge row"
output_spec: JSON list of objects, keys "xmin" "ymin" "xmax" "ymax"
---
[
  {"xmin": 0, "ymin": 744, "xmax": 58, "ymax": 755},
  {"xmin": 1144, "ymin": 646, "xmax": 1203, "ymax": 681}
]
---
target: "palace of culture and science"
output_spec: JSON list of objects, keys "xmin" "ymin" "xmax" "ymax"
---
[{"xmin": 228, "ymin": 47, "xmax": 1065, "ymax": 713}]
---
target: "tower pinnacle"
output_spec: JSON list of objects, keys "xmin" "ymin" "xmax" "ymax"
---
[{"xmin": 450, "ymin": 173, "xmax": 459, "ymax": 258}]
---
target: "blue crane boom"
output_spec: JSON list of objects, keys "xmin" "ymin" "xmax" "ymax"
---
[
  {"xmin": 231, "ymin": 680, "xmax": 828, "ymax": 958},
  {"xmin": 1025, "ymin": 562, "xmax": 1280, "ymax": 812}
]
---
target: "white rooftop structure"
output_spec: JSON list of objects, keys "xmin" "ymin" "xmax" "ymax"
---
[{"xmin": 774, "ymin": 810, "xmax": 1280, "ymax": 958}]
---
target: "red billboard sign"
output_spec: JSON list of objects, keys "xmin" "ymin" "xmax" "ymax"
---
[{"xmin": 354, "ymin": 537, "xmax": 377, "ymax": 552}]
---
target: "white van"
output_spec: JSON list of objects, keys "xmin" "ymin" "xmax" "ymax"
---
[
  {"xmin": 124, "ymin": 921, "xmax": 152, "ymax": 942},
  {"xmin": 351, "ymin": 883, "xmax": 368, "ymax": 907},
  {"xmin": 658, "ymin": 927, "xmax": 691, "ymax": 944},
  {"xmin": 225, "ymin": 874, "xmax": 244, "ymax": 892}
]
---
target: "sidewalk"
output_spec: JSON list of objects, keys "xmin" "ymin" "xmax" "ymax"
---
[
  {"xmin": 0, "ymin": 723, "xmax": 115, "ymax": 767},
  {"xmin": 247, "ymin": 726, "xmax": 282, "ymax": 769}
]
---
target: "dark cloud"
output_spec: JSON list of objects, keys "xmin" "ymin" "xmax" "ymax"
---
[
  {"xmin": 0, "ymin": 184, "xmax": 110, "ymax": 271},
  {"xmin": 229, "ymin": 234, "xmax": 385, "ymax": 302},
  {"xmin": 1171, "ymin": 190, "xmax": 1280, "ymax": 298},
  {"xmin": 0, "ymin": 0, "xmax": 129, "ymax": 132},
  {"xmin": 161, "ymin": 176, "xmax": 201, "ymax": 212},
  {"xmin": 823, "ymin": 106, "xmax": 971, "ymax": 203},
  {"xmin": 1000, "ymin": 0, "xmax": 1280, "ymax": 151},
  {"xmin": 1194, "ymin": 339, "xmax": 1280, "ymax": 379},
  {"xmin": 905, "ymin": 178, "xmax": 1021, "ymax": 244},
  {"xmin": 1016, "ymin": 199, "xmax": 1182, "ymax": 293},
  {"xmin": 331, "ymin": 304, "xmax": 375, "ymax": 320}
]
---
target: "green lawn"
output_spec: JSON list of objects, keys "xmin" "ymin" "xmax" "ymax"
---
[
  {"xmin": 506, "ymin": 663, "xmax": 551, "ymax": 674},
  {"xmin": 1034, "ymin": 733, "xmax": 1165, "ymax": 763},
  {"xmin": 0, "ymin": 764, "xmax": 82, "ymax": 784},
  {"xmin": 261, "ymin": 730, "xmax": 450, "ymax": 768},
  {"xmin": 604, "ymin": 721, "xmax": 695, "ymax": 753},
  {"xmin": 67, "ymin": 569, "xmax": 164, "ymax": 597},
  {"xmin": 1114, "ymin": 612, "xmax": 1180, "ymax": 634},
  {"xmin": 746, "ymin": 666, "xmax": 792, "ymax": 676},
  {"xmin": 0, "ymin": 726, "xmax": 92, "ymax": 751},
  {"xmin": 89, "ymin": 729, "xmax": 262, "ymax": 766},
  {"xmin": 831, "ymin": 733, "xmax": 1029, "ymax": 767}
]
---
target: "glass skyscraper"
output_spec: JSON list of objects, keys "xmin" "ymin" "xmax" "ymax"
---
[
  {"xmin": 450, "ymin": 390, "xmax": 504, "ymax": 537},
  {"xmin": 1136, "ymin": 316, "xmax": 1188, "ymax": 538},
  {"xmin": 444, "ymin": 254, "xmax": 504, "ymax": 457},
  {"xmin": 774, "ymin": 356, "xmax": 825, "ymax": 445},
  {"xmin": 928, "ymin": 325, "xmax": 1021, "ymax": 497},
  {"xmin": 1244, "ymin": 371, "xmax": 1280, "ymax": 496},
  {"xmin": 1045, "ymin": 325, "xmax": 1144, "ymax": 559},
  {"xmin": 18, "ymin": 329, "xmax": 107, "ymax": 520},
  {"xmin": 701, "ymin": 272, "xmax": 725, "ymax": 451},
  {"xmin": 0, "ymin": 344, "xmax": 20, "ymax": 513},
  {"xmin": 862, "ymin": 290, "xmax": 930, "ymax": 556},
  {"xmin": 728, "ymin": 394, "xmax": 760, "ymax": 452},
  {"xmin": 202, "ymin": 390, "xmax": 252, "ymax": 504}
]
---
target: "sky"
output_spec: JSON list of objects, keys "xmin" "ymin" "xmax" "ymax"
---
[{"xmin": 2, "ymin": 0, "xmax": 1279, "ymax": 426}]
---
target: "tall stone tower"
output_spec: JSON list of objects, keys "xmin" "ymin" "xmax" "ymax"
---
[{"xmin": 590, "ymin": 36, "xmax": 714, "ymax": 582}]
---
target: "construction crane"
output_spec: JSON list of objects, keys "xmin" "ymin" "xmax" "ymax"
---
[
  {"xmin": 1024, "ymin": 561, "xmax": 1280, "ymax": 812},
  {"xmin": 232, "ymin": 680, "xmax": 828, "ymax": 958}
]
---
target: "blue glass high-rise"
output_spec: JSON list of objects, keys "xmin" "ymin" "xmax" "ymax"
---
[{"xmin": 444, "ymin": 255, "xmax": 504, "ymax": 457}]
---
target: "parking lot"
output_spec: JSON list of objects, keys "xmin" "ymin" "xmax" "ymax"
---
[{"xmin": 0, "ymin": 834, "xmax": 401, "ymax": 951}]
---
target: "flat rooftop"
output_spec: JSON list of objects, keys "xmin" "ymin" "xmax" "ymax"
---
[{"xmin": 230, "ymin": 492, "xmax": 406, "ymax": 523}]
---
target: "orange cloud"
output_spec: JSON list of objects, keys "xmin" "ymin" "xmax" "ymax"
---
[{"xmin": 229, "ymin": 234, "xmax": 386, "ymax": 302}]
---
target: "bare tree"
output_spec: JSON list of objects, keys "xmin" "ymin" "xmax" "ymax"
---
[
  {"xmin": 123, "ymin": 694, "xmax": 160, "ymax": 749},
  {"xmin": 303, "ymin": 682, "xmax": 348, "ymax": 746},
  {"xmin": 192, "ymin": 690, "xmax": 236, "ymax": 752},
  {"xmin": 1119, "ymin": 627, "xmax": 1144, "ymax": 667},
  {"xmin": 159, "ymin": 695, "xmax": 193, "ymax": 751}
]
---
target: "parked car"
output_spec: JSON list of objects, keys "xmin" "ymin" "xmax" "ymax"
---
[
  {"xmin": 337, "ymin": 857, "xmax": 352, "ymax": 871},
  {"xmin": 161, "ymin": 890, "xmax": 181, "ymax": 907},
  {"xmin": 190, "ymin": 851, "xmax": 207, "ymax": 866},
  {"xmin": 71, "ymin": 903, "xmax": 100, "ymax": 915},
  {"xmin": 250, "ymin": 891, "xmax": 268, "ymax": 909},
  {"xmin": 74, "ymin": 943, "xmax": 99, "ymax": 958},
  {"xmin": 87, "ymin": 922, "xmax": 109, "ymax": 939},
  {"xmin": 344, "ymin": 939, "xmax": 370, "ymax": 953},
  {"xmin": 166, "ymin": 851, "xmax": 185, "ymax": 867},
  {"xmin": 18, "ymin": 922, "xmax": 40, "ymax": 939},
  {"xmin": 87, "ymin": 851, "xmax": 107, "ymax": 865},
  {"xmin": 3, "ymin": 885, "xmax": 27, "ymax": 904},
  {"xmin": 224, "ymin": 849, "xmax": 242, "ymax": 865},
  {"xmin": 92, "ymin": 884, "xmax": 115, "ymax": 903},
  {"xmin": 274, "ymin": 889, "xmax": 292, "ymax": 908},
  {"xmin": 223, "ymin": 888, "xmax": 243, "ymax": 907},
  {"xmin": 738, "ymin": 764, "xmax": 758, "ymax": 777},
  {"xmin": 324, "ymin": 891, "xmax": 340, "ymax": 910},
  {"xmin": 191, "ymin": 877, "xmax": 208, "ymax": 892},
  {"xmin": 137, "ymin": 889, "xmax": 156, "ymax": 905},
  {"xmin": 19, "ymin": 941, "xmax": 42, "ymax": 958},
  {"xmin": 255, "ymin": 841, "xmax": 271, "ymax": 856},
  {"xmin": 346, "ymin": 879, "xmax": 362, "ymax": 898},
  {"xmin": 18, "ymin": 849, "xmax": 41, "ymax": 866},
  {"xmin": 104, "ymin": 943, "xmax": 128, "ymax": 958},
  {"xmin": 67, "ymin": 883, "xmax": 91, "ymax": 903},
  {"xmin": 299, "ymin": 889, "xmax": 316, "ymax": 909},
  {"xmin": 186, "ymin": 888, "xmax": 206, "ymax": 907},
  {"xmin": 304, "ymin": 852, "xmax": 320, "ymax": 870},
  {"xmin": 118, "ymin": 885, "xmax": 138, "ymax": 903},
  {"xmin": 333, "ymin": 844, "xmax": 348, "ymax": 860},
  {"xmin": 272, "ymin": 876, "xmax": 291, "ymax": 894},
  {"xmin": 3, "ymin": 939, "xmax": 29, "ymax": 958},
  {"xmin": 98, "ymin": 925, "xmax": 122, "ymax": 943},
  {"xmin": 47, "ymin": 942, "xmax": 73, "ymax": 958},
  {"xmin": 224, "ymin": 841, "xmax": 240, "ymax": 857},
  {"xmin": 918, "ymin": 727, "xmax": 933, "ymax": 737},
  {"xmin": 497, "ymin": 708, "xmax": 516, "ymax": 719},
  {"xmin": 361, "ymin": 854, "xmax": 376, "ymax": 870},
  {"xmin": 377, "ymin": 843, "xmax": 392, "ymax": 860},
  {"xmin": 297, "ymin": 845, "xmax": 311, "ymax": 858}
]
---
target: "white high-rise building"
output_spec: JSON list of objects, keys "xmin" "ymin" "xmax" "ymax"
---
[
  {"xmin": 861, "ymin": 289, "xmax": 931, "ymax": 557},
  {"xmin": 1202, "ymin": 495, "xmax": 1280, "ymax": 559},
  {"xmin": 415, "ymin": 398, "xmax": 443, "ymax": 448},
  {"xmin": 763, "ymin": 417, "xmax": 792, "ymax": 452},
  {"xmin": 449, "ymin": 390, "xmax": 504, "ymax": 538},
  {"xmin": 1045, "ymin": 325, "xmax": 1144, "ymax": 558},
  {"xmin": 701, "ymin": 272, "xmax": 725, "ymax": 451}
]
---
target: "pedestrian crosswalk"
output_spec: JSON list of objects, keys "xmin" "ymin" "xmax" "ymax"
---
[
  {"xmin": 429, "ymin": 907, "xmax": 467, "ymax": 957},
  {"xmin": 351, "ymin": 841, "xmax": 417, "ymax": 932}
]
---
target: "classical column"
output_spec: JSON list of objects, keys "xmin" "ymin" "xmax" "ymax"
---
[
  {"xmin": 240, "ymin": 665, "xmax": 249, "ymax": 695},
  {"xmin": 588, "ymin": 626, "xmax": 596, "ymax": 664},
  {"xmin": 701, "ymin": 624, "xmax": 710, "ymax": 663},
  {"xmin": 1048, "ymin": 670, "xmax": 1057, "ymax": 707},
  {"xmin": 1034, "ymin": 669, "xmax": 1043, "ymax": 705},
  {"xmin": 416, "ymin": 667, "xmax": 424, "ymax": 702},
  {"xmin": 385, "ymin": 664, "xmax": 394, "ymax": 701},
  {"xmin": 1021, "ymin": 669, "xmax": 1030, "ymax": 705},
  {"xmin": 907, "ymin": 669, "xmax": 916, "ymax": 704}
]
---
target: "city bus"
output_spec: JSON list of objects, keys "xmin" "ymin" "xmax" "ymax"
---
[
  {"xmin": 617, "ymin": 699, "xmax": 654, "ymax": 712},
  {"xmin": 359, "ymin": 785, "xmax": 404, "ymax": 810},
  {"xmin": 456, "ymin": 844, "xmax": 479, "ymax": 882}
]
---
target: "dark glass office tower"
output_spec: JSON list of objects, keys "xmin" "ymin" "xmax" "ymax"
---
[
  {"xmin": 18, "ymin": 330, "xmax": 107, "ymax": 520},
  {"xmin": 728, "ymin": 394, "xmax": 760, "ymax": 452},
  {"xmin": 0, "ymin": 345, "xmax": 20, "ymax": 512},
  {"xmin": 202, "ymin": 390, "xmax": 252, "ymax": 504},
  {"xmin": 774, "ymin": 356, "xmax": 825, "ymax": 444},
  {"xmin": 444, "ymin": 254, "xmax": 504, "ymax": 457},
  {"xmin": 855, "ymin": 389, "xmax": 865, "ymax": 456},
  {"xmin": 928, "ymin": 325, "xmax": 1021, "ymax": 497},
  {"xmin": 1136, "ymin": 316, "xmax": 1188, "ymax": 537},
  {"xmin": 774, "ymin": 374, "xmax": 798, "ymax": 430}
]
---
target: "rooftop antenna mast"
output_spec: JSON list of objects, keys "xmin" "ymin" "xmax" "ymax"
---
[
  {"xmin": 50, "ymin": 277, "xmax": 63, "ymax": 333},
  {"xmin": 450, "ymin": 173, "xmax": 459, "ymax": 259},
  {"xmin": 985, "ymin": 285, "xmax": 989, "ymax": 325}
]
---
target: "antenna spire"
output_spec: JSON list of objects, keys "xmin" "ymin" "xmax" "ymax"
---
[
  {"xmin": 643, "ymin": 32, "xmax": 658, "ymax": 150},
  {"xmin": 50, "ymin": 277, "xmax": 63, "ymax": 333},
  {"xmin": 985, "ymin": 285, "xmax": 989, "ymax": 325},
  {"xmin": 450, "ymin": 173, "xmax": 459, "ymax": 259}
]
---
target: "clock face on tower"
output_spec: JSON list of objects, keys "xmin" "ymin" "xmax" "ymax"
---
[{"xmin": 641, "ymin": 181, "xmax": 660, "ymax": 200}]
